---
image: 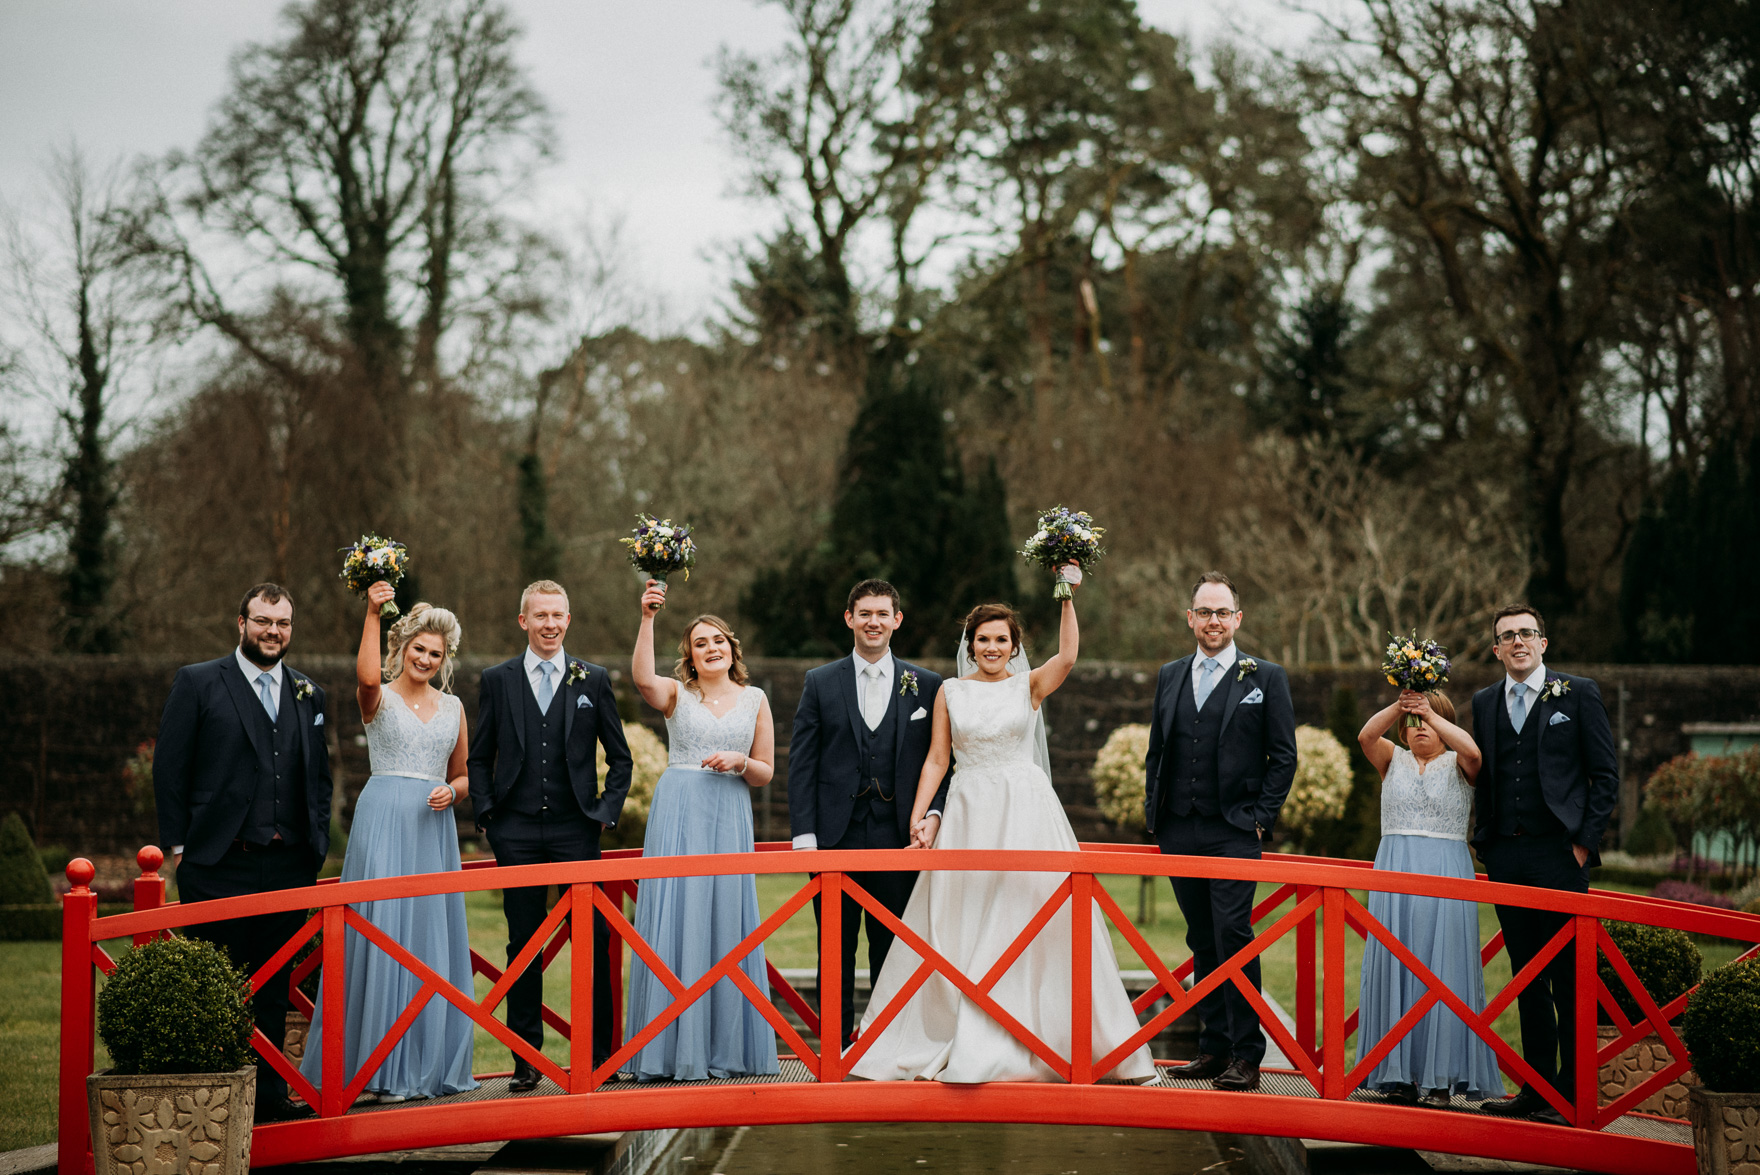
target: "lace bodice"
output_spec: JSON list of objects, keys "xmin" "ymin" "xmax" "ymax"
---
[
  {"xmin": 945, "ymin": 673, "xmax": 1038, "ymax": 770},
  {"xmin": 1380, "ymin": 745, "xmax": 1472, "ymax": 841},
  {"xmin": 366, "ymin": 690, "xmax": 461, "ymax": 782},
  {"xmin": 665, "ymin": 686, "xmax": 763, "ymax": 771}
]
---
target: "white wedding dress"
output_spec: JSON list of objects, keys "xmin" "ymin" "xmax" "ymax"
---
[{"xmin": 849, "ymin": 671, "xmax": 1157, "ymax": 1083}]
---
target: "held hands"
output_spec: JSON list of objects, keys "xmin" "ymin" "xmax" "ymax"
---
[
  {"xmin": 367, "ymin": 580, "xmax": 396, "ymax": 612},
  {"xmin": 910, "ymin": 814, "xmax": 941, "ymax": 849},
  {"xmin": 427, "ymin": 785, "xmax": 455, "ymax": 812},
  {"xmin": 640, "ymin": 579, "xmax": 667, "ymax": 617},
  {"xmin": 701, "ymin": 751, "xmax": 748, "ymax": 775}
]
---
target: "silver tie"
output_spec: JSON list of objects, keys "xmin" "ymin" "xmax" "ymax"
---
[
  {"xmin": 1195, "ymin": 657, "xmax": 1220, "ymax": 708},
  {"xmin": 257, "ymin": 672, "xmax": 278, "ymax": 723},
  {"xmin": 863, "ymin": 665, "xmax": 883, "ymax": 731},
  {"xmin": 1510, "ymin": 682, "xmax": 1528, "ymax": 732},
  {"xmin": 538, "ymin": 661, "xmax": 556, "ymax": 713}
]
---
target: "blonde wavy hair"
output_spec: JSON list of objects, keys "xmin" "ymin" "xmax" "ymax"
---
[
  {"xmin": 384, "ymin": 603, "xmax": 462, "ymax": 692},
  {"xmin": 673, "ymin": 614, "xmax": 749, "ymax": 694}
]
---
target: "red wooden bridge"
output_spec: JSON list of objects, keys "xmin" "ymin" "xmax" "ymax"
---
[{"xmin": 58, "ymin": 843, "xmax": 1760, "ymax": 1175}]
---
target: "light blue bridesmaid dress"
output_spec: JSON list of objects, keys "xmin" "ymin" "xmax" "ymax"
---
[
  {"xmin": 301, "ymin": 690, "xmax": 477, "ymax": 1099},
  {"xmin": 624, "ymin": 685, "xmax": 778, "ymax": 1080}
]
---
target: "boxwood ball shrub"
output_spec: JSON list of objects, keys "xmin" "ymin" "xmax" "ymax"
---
[
  {"xmin": 1090, "ymin": 723, "xmax": 1151, "ymax": 832},
  {"xmin": 1681, "ymin": 957, "xmax": 1760, "ymax": 1093},
  {"xmin": 1599, "ymin": 921, "xmax": 1701, "ymax": 1024},
  {"xmin": 97, "ymin": 937, "xmax": 255, "ymax": 1076}
]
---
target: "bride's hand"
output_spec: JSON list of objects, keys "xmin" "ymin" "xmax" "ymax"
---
[
  {"xmin": 1058, "ymin": 561, "xmax": 1083, "ymax": 590},
  {"xmin": 640, "ymin": 579, "xmax": 667, "ymax": 617},
  {"xmin": 910, "ymin": 814, "xmax": 940, "ymax": 848},
  {"xmin": 367, "ymin": 580, "xmax": 396, "ymax": 611}
]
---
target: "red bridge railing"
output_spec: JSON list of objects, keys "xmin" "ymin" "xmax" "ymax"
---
[{"xmin": 59, "ymin": 844, "xmax": 1760, "ymax": 1175}]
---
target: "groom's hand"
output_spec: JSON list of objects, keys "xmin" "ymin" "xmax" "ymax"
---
[
  {"xmin": 1573, "ymin": 843, "xmax": 1589, "ymax": 867},
  {"xmin": 910, "ymin": 815, "xmax": 940, "ymax": 848}
]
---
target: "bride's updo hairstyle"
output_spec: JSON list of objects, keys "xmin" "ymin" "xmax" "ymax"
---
[
  {"xmin": 383, "ymin": 603, "xmax": 462, "ymax": 693},
  {"xmin": 962, "ymin": 603, "xmax": 1022, "ymax": 660},
  {"xmin": 674, "ymin": 614, "xmax": 750, "ymax": 694}
]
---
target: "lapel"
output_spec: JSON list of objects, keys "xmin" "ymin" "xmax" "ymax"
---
[
  {"xmin": 891, "ymin": 659, "xmax": 916, "ymax": 760},
  {"xmin": 282, "ymin": 669, "xmax": 305, "ymax": 739},
  {"xmin": 1531, "ymin": 674, "xmax": 1556, "ymax": 749},
  {"xmin": 563, "ymin": 659, "xmax": 583, "ymax": 743},
  {"xmin": 1160, "ymin": 655, "xmax": 1194, "ymax": 741},
  {"xmin": 1216, "ymin": 657, "xmax": 1250, "ymax": 740},
  {"xmin": 1480, "ymin": 686, "xmax": 1501, "ymax": 791},
  {"xmin": 509, "ymin": 659, "xmax": 527, "ymax": 749},
  {"xmin": 841, "ymin": 656, "xmax": 866, "ymax": 746},
  {"xmin": 221, "ymin": 654, "xmax": 270, "ymax": 765}
]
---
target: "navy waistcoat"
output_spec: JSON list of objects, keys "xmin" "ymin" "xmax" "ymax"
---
[
  {"xmin": 241, "ymin": 679, "xmax": 307, "ymax": 846},
  {"xmin": 506, "ymin": 677, "xmax": 573, "ymax": 816},
  {"xmin": 1494, "ymin": 691, "xmax": 1564, "ymax": 837},
  {"xmin": 852, "ymin": 693, "xmax": 901, "ymax": 822},
  {"xmin": 1162, "ymin": 668, "xmax": 1228, "ymax": 818}
]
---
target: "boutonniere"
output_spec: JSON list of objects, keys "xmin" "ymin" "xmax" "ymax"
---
[
  {"xmin": 1236, "ymin": 657, "xmax": 1258, "ymax": 682},
  {"xmin": 293, "ymin": 677, "xmax": 314, "ymax": 702},
  {"xmin": 1540, "ymin": 677, "xmax": 1570, "ymax": 701},
  {"xmin": 898, "ymin": 670, "xmax": 919, "ymax": 696},
  {"xmin": 565, "ymin": 661, "xmax": 589, "ymax": 686}
]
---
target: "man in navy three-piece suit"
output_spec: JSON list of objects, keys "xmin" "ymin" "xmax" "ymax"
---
[
  {"xmin": 155, "ymin": 583, "xmax": 333, "ymax": 1122},
  {"xmin": 1144, "ymin": 571, "xmax": 1298, "ymax": 1094},
  {"xmin": 788, "ymin": 579, "xmax": 948, "ymax": 1045}
]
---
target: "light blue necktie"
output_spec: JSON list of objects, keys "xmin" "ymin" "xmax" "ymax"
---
[
  {"xmin": 1195, "ymin": 657, "xmax": 1220, "ymax": 708},
  {"xmin": 257, "ymin": 672, "xmax": 278, "ymax": 723},
  {"xmin": 1510, "ymin": 682, "xmax": 1528, "ymax": 733},
  {"xmin": 537, "ymin": 661, "xmax": 556, "ymax": 713}
]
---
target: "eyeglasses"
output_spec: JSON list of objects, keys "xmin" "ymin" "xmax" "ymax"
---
[
  {"xmin": 1191, "ymin": 608, "xmax": 1237, "ymax": 621},
  {"xmin": 248, "ymin": 616, "xmax": 293, "ymax": 633},
  {"xmin": 1494, "ymin": 627, "xmax": 1542, "ymax": 646}
]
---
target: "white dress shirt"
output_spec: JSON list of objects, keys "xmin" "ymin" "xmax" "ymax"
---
[
  {"xmin": 1191, "ymin": 642, "xmax": 1239, "ymax": 703},
  {"xmin": 853, "ymin": 648, "xmax": 895, "ymax": 731},
  {"xmin": 1504, "ymin": 662, "xmax": 1547, "ymax": 722},
  {"xmin": 524, "ymin": 646, "xmax": 569, "ymax": 707}
]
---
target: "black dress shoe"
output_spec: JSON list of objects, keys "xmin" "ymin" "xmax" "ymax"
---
[
  {"xmin": 1478, "ymin": 1087, "xmax": 1546, "ymax": 1117},
  {"xmin": 256, "ymin": 1097, "xmax": 313, "ymax": 1123},
  {"xmin": 1213, "ymin": 1058, "xmax": 1260, "ymax": 1091},
  {"xmin": 509, "ymin": 1059, "xmax": 540, "ymax": 1093},
  {"xmin": 1378, "ymin": 1083, "xmax": 1419, "ymax": 1105},
  {"xmin": 1419, "ymin": 1088, "xmax": 1453, "ymax": 1109},
  {"xmin": 1529, "ymin": 1105, "xmax": 1569, "ymax": 1126},
  {"xmin": 1169, "ymin": 1053, "xmax": 1228, "ymax": 1080}
]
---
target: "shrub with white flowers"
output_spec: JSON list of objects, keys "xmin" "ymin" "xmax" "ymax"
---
[
  {"xmin": 1091, "ymin": 723, "xmax": 1151, "ymax": 831},
  {"xmin": 1281, "ymin": 725, "xmax": 1354, "ymax": 849}
]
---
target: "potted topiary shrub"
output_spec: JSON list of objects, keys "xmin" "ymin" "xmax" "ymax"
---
[
  {"xmin": 1682, "ymin": 957, "xmax": 1760, "ymax": 1175},
  {"xmin": 89, "ymin": 936, "xmax": 259, "ymax": 1175},
  {"xmin": 1596, "ymin": 921, "xmax": 1702, "ymax": 1116}
]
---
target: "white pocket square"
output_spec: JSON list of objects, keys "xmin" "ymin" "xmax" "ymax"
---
[
  {"xmin": 1240, "ymin": 688, "xmax": 1264, "ymax": 705},
  {"xmin": 911, "ymin": 707, "xmax": 928, "ymax": 720},
  {"xmin": 1548, "ymin": 711, "xmax": 1569, "ymax": 725},
  {"xmin": 312, "ymin": 713, "xmax": 324, "ymax": 726},
  {"xmin": 576, "ymin": 694, "xmax": 592, "ymax": 709}
]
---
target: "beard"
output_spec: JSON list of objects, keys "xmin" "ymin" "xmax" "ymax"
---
[{"xmin": 240, "ymin": 633, "xmax": 287, "ymax": 668}]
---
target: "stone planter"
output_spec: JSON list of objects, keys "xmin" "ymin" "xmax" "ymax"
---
[
  {"xmin": 284, "ymin": 1012, "xmax": 310, "ymax": 1063},
  {"xmin": 1598, "ymin": 1024, "xmax": 1700, "ymax": 1118},
  {"xmin": 1689, "ymin": 1087, "xmax": 1760, "ymax": 1175},
  {"xmin": 88, "ymin": 1066, "xmax": 255, "ymax": 1175}
]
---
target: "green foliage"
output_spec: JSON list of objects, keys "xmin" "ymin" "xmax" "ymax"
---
[
  {"xmin": 515, "ymin": 451, "xmax": 562, "ymax": 585},
  {"xmin": 96, "ymin": 937, "xmax": 254, "ymax": 1076},
  {"xmin": 1599, "ymin": 921, "xmax": 1702, "ymax": 1024},
  {"xmin": 1623, "ymin": 804, "xmax": 1676, "ymax": 857},
  {"xmin": 0, "ymin": 812, "xmax": 53, "ymax": 907},
  {"xmin": 1681, "ymin": 957, "xmax": 1760, "ymax": 1093}
]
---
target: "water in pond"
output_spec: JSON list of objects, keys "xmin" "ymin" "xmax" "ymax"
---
[{"xmin": 662, "ymin": 1122, "xmax": 1245, "ymax": 1175}]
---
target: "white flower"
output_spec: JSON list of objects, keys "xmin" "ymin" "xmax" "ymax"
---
[
  {"xmin": 1282, "ymin": 726, "xmax": 1354, "ymax": 847},
  {"xmin": 1032, "ymin": 530, "xmax": 1049, "ymax": 544},
  {"xmin": 1091, "ymin": 723, "xmax": 1152, "ymax": 831}
]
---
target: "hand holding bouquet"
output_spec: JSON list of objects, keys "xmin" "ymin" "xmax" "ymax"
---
[
  {"xmin": 340, "ymin": 535, "xmax": 409, "ymax": 618},
  {"xmin": 620, "ymin": 514, "xmax": 696, "ymax": 607},
  {"xmin": 1020, "ymin": 506, "xmax": 1105, "ymax": 600},
  {"xmin": 1381, "ymin": 631, "xmax": 1450, "ymax": 728}
]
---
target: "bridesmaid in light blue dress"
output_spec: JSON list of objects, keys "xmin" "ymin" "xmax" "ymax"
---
[
  {"xmin": 624, "ymin": 581, "xmax": 779, "ymax": 1080},
  {"xmin": 301, "ymin": 583, "xmax": 477, "ymax": 1100},
  {"xmin": 1356, "ymin": 689, "xmax": 1503, "ymax": 1107}
]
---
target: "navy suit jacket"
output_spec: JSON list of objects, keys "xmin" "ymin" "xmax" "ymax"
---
[
  {"xmin": 153, "ymin": 655, "xmax": 333, "ymax": 868},
  {"xmin": 788, "ymin": 656, "xmax": 946, "ymax": 847},
  {"xmin": 1469, "ymin": 671, "xmax": 1620, "ymax": 865},
  {"xmin": 1143, "ymin": 654, "xmax": 1298, "ymax": 838},
  {"xmin": 466, "ymin": 654, "xmax": 632, "ymax": 828}
]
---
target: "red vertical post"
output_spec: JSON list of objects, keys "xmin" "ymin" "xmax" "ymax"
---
[
  {"xmin": 132, "ymin": 846, "xmax": 164, "ymax": 947},
  {"xmin": 570, "ymin": 884, "xmax": 594, "ymax": 1093},
  {"xmin": 1321, "ymin": 887, "xmax": 1346, "ymax": 1098},
  {"xmin": 59, "ymin": 859, "xmax": 98, "ymax": 1175},
  {"xmin": 820, "ymin": 872, "xmax": 843, "ymax": 1083},
  {"xmin": 1295, "ymin": 883, "xmax": 1315, "ymax": 1063},
  {"xmin": 1070, "ymin": 872, "xmax": 1093, "ymax": 1084},
  {"xmin": 1574, "ymin": 914, "xmax": 1597, "ymax": 1128},
  {"xmin": 609, "ymin": 881, "xmax": 627, "ymax": 1051},
  {"xmin": 319, "ymin": 904, "xmax": 347, "ymax": 1117}
]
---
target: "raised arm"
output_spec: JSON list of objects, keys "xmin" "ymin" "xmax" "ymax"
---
[
  {"xmin": 1358, "ymin": 698, "xmax": 1404, "ymax": 778},
  {"xmin": 1399, "ymin": 691, "xmax": 1482, "ymax": 783},
  {"xmin": 909, "ymin": 690, "xmax": 954, "ymax": 847},
  {"xmin": 632, "ymin": 579, "xmax": 680, "ymax": 716},
  {"xmin": 1028, "ymin": 578, "xmax": 1081, "ymax": 708},
  {"xmin": 356, "ymin": 580, "xmax": 394, "ymax": 722}
]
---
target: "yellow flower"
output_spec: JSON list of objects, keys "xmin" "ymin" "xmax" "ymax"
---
[{"xmin": 1386, "ymin": 675, "xmax": 1398, "ymax": 685}]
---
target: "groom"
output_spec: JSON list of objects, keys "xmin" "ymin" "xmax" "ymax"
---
[
  {"xmin": 1472, "ymin": 604, "xmax": 1618, "ymax": 1124},
  {"xmin": 468, "ymin": 579, "xmax": 632, "ymax": 1091},
  {"xmin": 1144, "ymin": 572, "xmax": 1297, "ymax": 1092},
  {"xmin": 154, "ymin": 583, "xmax": 332, "ymax": 1121},
  {"xmin": 789, "ymin": 579, "xmax": 946, "ymax": 1045}
]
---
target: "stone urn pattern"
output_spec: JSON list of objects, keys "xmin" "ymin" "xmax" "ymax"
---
[
  {"xmin": 88, "ymin": 1069, "xmax": 255, "ymax": 1175},
  {"xmin": 1690, "ymin": 1089, "xmax": 1760, "ymax": 1175}
]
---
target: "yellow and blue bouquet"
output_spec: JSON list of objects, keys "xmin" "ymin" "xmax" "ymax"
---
[
  {"xmin": 1381, "ymin": 631, "xmax": 1451, "ymax": 727},
  {"xmin": 339, "ymin": 534, "xmax": 409, "ymax": 618},
  {"xmin": 620, "ymin": 514, "xmax": 696, "ymax": 603},
  {"xmin": 1020, "ymin": 506, "xmax": 1105, "ymax": 600}
]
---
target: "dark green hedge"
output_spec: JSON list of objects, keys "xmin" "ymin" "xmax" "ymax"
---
[
  {"xmin": 96, "ymin": 937, "xmax": 254, "ymax": 1075},
  {"xmin": 0, "ymin": 812, "xmax": 54, "ymax": 905},
  {"xmin": 1600, "ymin": 921, "xmax": 1702, "ymax": 1024},
  {"xmin": 1682, "ymin": 958, "xmax": 1760, "ymax": 1093},
  {"xmin": 0, "ymin": 902, "xmax": 132, "ymax": 940}
]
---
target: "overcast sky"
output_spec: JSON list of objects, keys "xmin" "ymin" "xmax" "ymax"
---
[{"xmin": 0, "ymin": 0, "xmax": 1300, "ymax": 327}]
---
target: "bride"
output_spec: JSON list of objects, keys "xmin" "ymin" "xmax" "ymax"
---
[{"xmin": 849, "ymin": 573, "xmax": 1156, "ymax": 1084}]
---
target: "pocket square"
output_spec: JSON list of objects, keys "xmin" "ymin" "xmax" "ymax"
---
[
  {"xmin": 576, "ymin": 695, "xmax": 593, "ymax": 709},
  {"xmin": 1548, "ymin": 711, "xmax": 1569, "ymax": 725},
  {"xmin": 313, "ymin": 713, "xmax": 324, "ymax": 726},
  {"xmin": 911, "ymin": 707, "xmax": 928, "ymax": 720},
  {"xmin": 1240, "ymin": 688, "xmax": 1264, "ymax": 705}
]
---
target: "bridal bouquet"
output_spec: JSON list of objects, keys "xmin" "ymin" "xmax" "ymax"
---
[
  {"xmin": 621, "ymin": 514, "xmax": 696, "ymax": 602},
  {"xmin": 1020, "ymin": 506, "xmax": 1105, "ymax": 600},
  {"xmin": 339, "ymin": 535, "xmax": 409, "ymax": 618},
  {"xmin": 1381, "ymin": 631, "xmax": 1451, "ymax": 727}
]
